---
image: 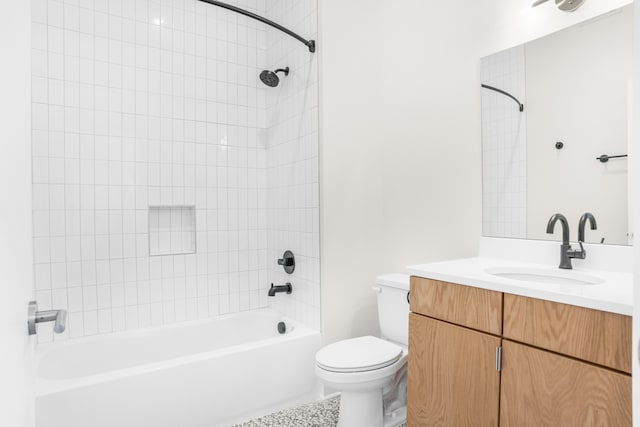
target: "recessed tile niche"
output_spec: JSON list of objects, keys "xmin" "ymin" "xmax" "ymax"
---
[{"xmin": 148, "ymin": 206, "xmax": 196, "ymax": 256}]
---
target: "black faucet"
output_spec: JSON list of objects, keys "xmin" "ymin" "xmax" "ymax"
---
[
  {"xmin": 578, "ymin": 212, "xmax": 597, "ymax": 243},
  {"xmin": 268, "ymin": 283, "xmax": 292, "ymax": 296},
  {"xmin": 546, "ymin": 213, "xmax": 585, "ymax": 269}
]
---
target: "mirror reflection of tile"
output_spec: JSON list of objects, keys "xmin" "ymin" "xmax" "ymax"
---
[
  {"xmin": 480, "ymin": 45, "xmax": 527, "ymax": 240},
  {"xmin": 148, "ymin": 206, "xmax": 196, "ymax": 256}
]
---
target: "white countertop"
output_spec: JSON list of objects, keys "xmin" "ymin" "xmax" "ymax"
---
[{"xmin": 406, "ymin": 256, "xmax": 633, "ymax": 316}]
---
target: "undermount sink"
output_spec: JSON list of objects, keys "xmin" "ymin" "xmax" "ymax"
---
[{"xmin": 484, "ymin": 267, "xmax": 604, "ymax": 286}]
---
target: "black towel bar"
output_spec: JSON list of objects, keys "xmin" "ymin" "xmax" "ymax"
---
[{"xmin": 596, "ymin": 154, "xmax": 627, "ymax": 163}]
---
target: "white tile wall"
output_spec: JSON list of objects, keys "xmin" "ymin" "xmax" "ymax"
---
[
  {"xmin": 481, "ymin": 45, "xmax": 527, "ymax": 239},
  {"xmin": 29, "ymin": 0, "xmax": 322, "ymax": 341},
  {"xmin": 264, "ymin": 0, "xmax": 320, "ymax": 330}
]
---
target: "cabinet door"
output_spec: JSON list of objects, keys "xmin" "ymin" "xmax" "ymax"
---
[
  {"xmin": 500, "ymin": 340, "xmax": 631, "ymax": 427},
  {"xmin": 407, "ymin": 313, "xmax": 501, "ymax": 427}
]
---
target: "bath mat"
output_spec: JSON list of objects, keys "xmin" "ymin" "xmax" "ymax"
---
[
  {"xmin": 232, "ymin": 395, "xmax": 407, "ymax": 427},
  {"xmin": 231, "ymin": 396, "xmax": 340, "ymax": 427}
]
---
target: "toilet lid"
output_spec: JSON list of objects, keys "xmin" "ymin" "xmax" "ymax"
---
[{"xmin": 316, "ymin": 336, "xmax": 403, "ymax": 373}]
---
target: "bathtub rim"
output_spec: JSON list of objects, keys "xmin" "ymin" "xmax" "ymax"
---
[{"xmin": 35, "ymin": 308, "xmax": 319, "ymax": 396}]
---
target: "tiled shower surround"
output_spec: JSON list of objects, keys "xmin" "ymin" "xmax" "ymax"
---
[
  {"xmin": 264, "ymin": 0, "xmax": 319, "ymax": 331},
  {"xmin": 30, "ymin": 0, "xmax": 319, "ymax": 341}
]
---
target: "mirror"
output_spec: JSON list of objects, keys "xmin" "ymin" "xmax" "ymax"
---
[{"xmin": 481, "ymin": 5, "xmax": 633, "ymax": 246}]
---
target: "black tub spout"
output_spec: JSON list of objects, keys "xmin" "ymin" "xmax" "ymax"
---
[{"xmin": 268, "ymin": 283, "xmax": 292, "ymax": 296}]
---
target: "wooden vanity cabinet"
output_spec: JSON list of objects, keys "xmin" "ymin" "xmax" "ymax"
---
[
  {"xmin": 408, "ymin": 277, "xmax": 503, "ymax": 426},
  {"xmin": 408, "ymin": 276, "xmax": 632, "ymax": 427}
]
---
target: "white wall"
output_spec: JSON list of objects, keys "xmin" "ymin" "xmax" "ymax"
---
[
  {"xmin": 318, "ymin": 0, "xmax": 491, "ymax": 344},
  {"xmin": 526, "ymin": 6, "xmax": 632, "ymax": 244},
  {"xmin": 318, "ymin": 0, "xmax": 635, "ymax": 345},
  {"xmin": 0, "ymin": 1, "xmax": 35, "ymax": 426}
]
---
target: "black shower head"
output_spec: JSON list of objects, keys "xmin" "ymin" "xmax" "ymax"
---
[{"xmin": 260, "ymin": 67, "xmax": 289, "ymax": 87}]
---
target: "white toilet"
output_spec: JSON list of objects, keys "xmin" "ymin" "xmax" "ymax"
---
[{"xmin": 315, "ymin": 273, "xmax": 410, "ymax": 427}]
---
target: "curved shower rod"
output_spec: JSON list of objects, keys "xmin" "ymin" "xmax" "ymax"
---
[
  {"xmin": 197, "ymin": 0, "xmax": 316, "ymax": 53},
  {"xmin": 481, "ymin": 84, "xmax": 524, "ymax": 112}
]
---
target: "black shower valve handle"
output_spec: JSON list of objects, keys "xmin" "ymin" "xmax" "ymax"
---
[
  {"xmin": 277, "ymin": 257, "xmax": 293, "ymax": 267},
  {"xmin": 277, "ymin": 250, "xmax": 295, "ymax": 274}
]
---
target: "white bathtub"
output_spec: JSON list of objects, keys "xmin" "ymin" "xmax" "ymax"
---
[{"xmin": 35, "ymin": 309, "xmax": 321, "ymax": 427}]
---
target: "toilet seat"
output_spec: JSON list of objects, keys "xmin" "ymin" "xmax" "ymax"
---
[{"xmin": 316, "ymin": 336, "xmax": 403, "ymax": 373}]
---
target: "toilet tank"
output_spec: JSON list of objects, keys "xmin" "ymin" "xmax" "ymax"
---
[{"xmin": 374, "ymin": 274, "xmax": 410, "ymax": 346}]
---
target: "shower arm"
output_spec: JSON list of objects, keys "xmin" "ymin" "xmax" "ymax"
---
[
  {"xmin": 197, "ymin": 0, "xmax": 316, "ymax": 53},
  {"xmin": 481, "ymin": 84, "xmax": 524, "ymax": 112}
]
